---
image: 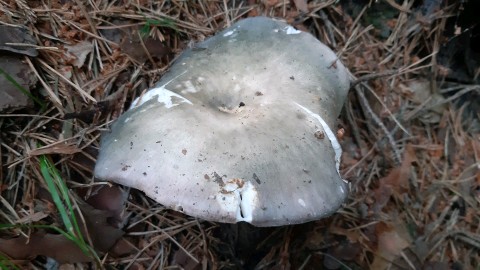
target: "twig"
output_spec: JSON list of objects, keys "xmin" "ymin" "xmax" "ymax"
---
[
  {"xmin": 350, "ymin": 70, "xmax": 410, "ymax": 136},
  {"xmin": 354, "ymin": 84, "xmax": 402, "ymax": 165},
  {"xmin": 223, "ymin": 0, "xmax": 231, "ymax": 27},
  {"xmin": 318, "ymin": 10, "xmax": 336, "ymax": 47},
  {"xmin": 345, "ymin": 97, "xmax": 364, "ymax": 152},
  {"xmin": 349, "ymin": 70, "xmax": 400, "ymax": 90}
]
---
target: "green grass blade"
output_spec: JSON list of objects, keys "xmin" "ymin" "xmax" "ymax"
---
[
  {"xmin": 37, "ymin": 156, "xmax": 102, "ymax": 266},
  {"xmin": 1, "ymin": 154, "xmax": 102, "ymax": 266},
  {"xmin": 0, "ymin": 252, "xmax": 20, "ymax": 270},
  {"xmin": 41, "ymin": 156, "xmax": 85, "ymax": 243},
  {"xmin": 140, "ymin": 17, "xmax": 178, "ymax": 36},
  {"xmin": 39, "ymin": 156, "xmax": 74, "ymax": 235}
]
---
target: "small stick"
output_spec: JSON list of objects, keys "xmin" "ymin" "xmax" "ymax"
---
[
  {"xmin": 354, "ymin": 83, "xmax": 402, "ymax": 166},
  {"xmin": 349, "ymin": 70, "xmax": 399, "ymax": 91}
]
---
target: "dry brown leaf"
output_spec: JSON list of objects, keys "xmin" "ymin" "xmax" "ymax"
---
[
  {"xmin": 383, "ymin": 143, "xmax": 416, "ymax": 192},
  {"xmin": 0, "ymin": 233, "xmax": 92, "ymax": 263},
  {"xmin": 293, "ymin": 0, "xmax": 309, "ymax": 13},
  {"xmin": 372, "ymin": 144, "xmax": 416, "ymax": 211},
  {"xmin": 79, "ymin": 198, "xmax": 125, "ymax": 252},
  {"xmin": 120, "ymin": 31, "xmax": 170, "ymax": 63},
  {"xmin": 29, "ymin": 143, "xmax": 81, "ymax": 156},
  {"xmin": 67, "ymin": 186, "xmax": 129, "ymax": 254},
  {"xmin": 64, "ymin": 41, "xmax": 94, "ymax": 68},
  {"xmin": 109, "ymin": 238, "xmax": 137, "ymax": 257},
  {"xmin": 86, "ymin": 185, "xmax": 129, "ymax": 229},
  {"xmin": 172, "ymin": 248, "xmax": 201, "ymax": 270},
  {"xmin": 370, "ymin": 222, "xmax": 411, "ymax": 270}
]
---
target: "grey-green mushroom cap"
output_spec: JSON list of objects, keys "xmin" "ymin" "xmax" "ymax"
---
[{"xmin": 94, "ymin": 17, "xmax": 350, "ymax": 226}]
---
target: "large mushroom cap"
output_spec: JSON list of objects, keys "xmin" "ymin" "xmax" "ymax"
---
[{"xmin": 95, "ymin": 17, "xmax": 350, "ymax": 226}]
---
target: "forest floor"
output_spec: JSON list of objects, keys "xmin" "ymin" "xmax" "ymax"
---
[{"xmin": 0, "ymin": 0, "xmax": 479, "ymax": 269}]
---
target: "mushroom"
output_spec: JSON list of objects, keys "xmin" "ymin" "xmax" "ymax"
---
[{"xmin": 95, "ymin": 17, "xmax": 350, "ymax": 226}]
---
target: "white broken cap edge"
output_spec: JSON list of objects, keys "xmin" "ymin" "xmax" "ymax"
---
[
  {"xmin": 284, "ymin": 26, "xmax": 301, "ymax": 35},
  {"xmin": 223, "ymin": 30, "xmax": 235, "ymax": 37},
  {"xmin": 215, "ymin": 180, "xmax": 258, "ymax": 223},
  {"xmin": 130, "ymin": 70, "xmax": 192, "ymax": 109},
  {"xmin": 294, "ymin": 103, "xmax": 344, "ymax": 179}
]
